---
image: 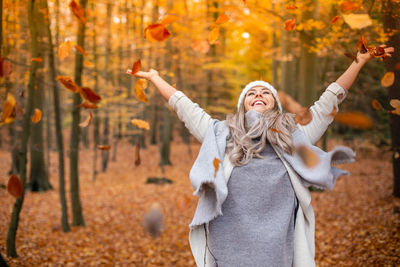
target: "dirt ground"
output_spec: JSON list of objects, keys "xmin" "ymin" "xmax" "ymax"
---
[{"xmin": 1, "ymin": 137, "xmax": 399, "ymax": 266}]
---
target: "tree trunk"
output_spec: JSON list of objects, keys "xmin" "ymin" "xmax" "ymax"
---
[
  {"xmin": 6, "ymin": 0, "xmax": 38, "ymax": 257},
  {"xmin": 382, "ymin": 0, "xmax": 400, "ymax": 197},
  {"xmin": 44, "ymin": 0, "xmax": 70, "ymax": 232},
  {"xmin": 101, "ymin": 117, "xmax": 110, "ymax": 172},
  {"xmin": 69, "ymin": 0, "xmax": 88, "ymax": 227},
  {"xmin": 0, "ymin": 251, "xmax": 9, "ymax": 267},
  {"xmin": 280, "ymin": 29, "xmax": 295, "ymax": 96}
]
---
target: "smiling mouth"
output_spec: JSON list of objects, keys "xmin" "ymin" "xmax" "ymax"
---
[{"xmin": 252, "ymin": 100, "xmax": 266, "ymax": 106}]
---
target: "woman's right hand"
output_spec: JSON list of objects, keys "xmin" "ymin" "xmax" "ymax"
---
[{"xmin": 126, "ymin": 68, "xmax": 159, "ymax": 80}]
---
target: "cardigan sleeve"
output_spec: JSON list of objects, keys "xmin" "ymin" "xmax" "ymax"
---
[
  {"xmin": 297, "ymin": 82, "xmax": 347, "ymax": 145},
  {"xmin": 168, "ymin": 91, "xmax": 213, "ymax": 143}
]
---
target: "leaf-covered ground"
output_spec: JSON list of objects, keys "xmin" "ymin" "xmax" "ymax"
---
[{"xmin": 1, "ymin": 139, "xmax": 399, "ymax": 266}]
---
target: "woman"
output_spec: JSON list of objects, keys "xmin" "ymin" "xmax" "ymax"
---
[{"xmin": 127, "ymin": 46, "xmax": 393, "ymax": 267}]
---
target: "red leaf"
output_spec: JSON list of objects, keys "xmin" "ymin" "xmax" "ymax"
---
[
  {"xmin": 284, "ymin": 18, "xmax": 296, "ymax": 31},
  {"xmin": 130, "ymin": 60, "xmax": 141, "ymax": 76},
  {"xmin": 7, "ymin": 174, "xmax": 23, "ymax": 198},
  {"xmin": 144, "ymin": 23, "xmax": 171, "ymax": 42},
  {"xmin": 32, "ymin": 57, "xmax": 43, "ymax": 62},
  {"xmin": 74, "ymin": 45, "xmax": 88, "ymax": 56},
  {"xmin": 80, "ymin": 87, "xmax": 101, "ymax": 103},
  {"xmin": 330, "ymin": 16, "xmax": 340, "ymax": 24},
  {"xmin": 79, "ymin": 101, "xmax": 98, "ymax": 109},
  {"xmin": 97, "ymin": 145, "xmax": 111, "ymax": 150},
  {"xmin": 286, "ymin": 4, "xmax": 298, "ymax": 9},
  {"xmin": 69, "ymin": 0, "xmax": 86, "ymax": 24},
  {"xmin": 341, "ymin": 1, "xmax": 359, "ymax": 12}
]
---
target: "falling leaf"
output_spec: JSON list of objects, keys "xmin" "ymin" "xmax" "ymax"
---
[
  {"xmin": 215, "ymin": 14, "xmax": 229, "ymax": 24},
  {"xmin": 295, "ymin": 108, "xmax": 312, "ymax": 125},
  {"xmin": 330, "ymin": 16, "xmax": 340, "ymax": 24},
  {"xmin": 1, "ymin": 93, "xmax": 16, "ymax": 123},
  {"xmin": 284, "ymin": 18, "xmax": 296, "ymax": 31},
  {"xmin": 334, "ymin": 112, "xmax": 372, "ymax": 129},
  {"xmin": 208, "ymin": 27, "xmax": 220, "ymax": 44},
  {"xmin": 32, "ymin": 58, "xmax": 43, "ymax": 62},
  {"xmin": 296, "ymin": 145, "xmax": 319, "ymax": 168},
  {"xmin": 286, "ymin": 3, "xmax": 298, "ymax": 9},
  {"xmin": 79, "ymin": 111, "xmax": 92, "ymax": 127},
  {"xmin": 357, "ymin": 35, "xmax": 368, "ymax": 53},
  {"xmin": 83, "ymin": 60, "xmax": 94, "ymax": 67},
  {"xmin": 270, "ymin": 128, "xmax": 281, "ymax": 133},
  {"xmin": 80, "ymin": 87, "xmax": 101, "ymax": 103},
  {"xmin": 79, "ymin": 101, "xmax": 98, "ymax": 109},
  {"xmin": 7, "ymin": 174, "xmax": 23, "ymax": 198},
  {"xmin": 70, "ymin": 0, "xmax": 86, "ymax": 24},
  {"xmin": 343, "ymin": 14, "xmax": 372, "ymax": 29},
  {"xmin": 329, "ymin": 106, "xmax": 338, "ymax": 117},
  {"xmin": 130, "ymin": 60, "xmax": 141, "ymax": 76},
  {"xmin": 341, "ymin": 0, "xmax": 359, "ymax": 12},
  {"xmin": 135, "ymin": 79, "xmax": 148, "ymax": 103},
  {"xmin": 381, "ymin": 72, "xmax": 395, "ymax": 87},
  {"xmin": 134, "ymin": 143, "xmax": 141, "ymax": 166},
  {"xmin": 394, "ymin": 152, "xmax": 400, "ymax": 159},
  {"xmin": 57, "ymin": 75, "xmax": 80, "ymax": 93},
  {"xmin": 144, "ymin": 23, "xmax": 171, "ymax": 42},
  {"xmin": 160, "ymin": 15, "xmax": 179, "ymax": 25},
  {"xmin": 390, "ymin": 99, "xmax": 400, "ymax": 115},
  {"xmin": 0, "ymin": 57, "xmax": 13, "ymax": 77},
  {"xmin": 74, "ymin": 45, "xmax": 88, "ymax": 56},
  {"xmin": 32, "ymin": 109, "xmax": 42, "ymax": 123},
  {"xmin": 395, "ymin": 63, "xmax": 400, "ymax": 70},
  {"xmin": 97, "ymin": 145, "xmax": 111, "ymax": 150},
  {"xmin": 191, "ymin": 40, "xmax": 210, "ymax": 54},
  {"xmin": 371, "ymin": 99, "xmax": 381, "ymax": 110},
  {"xmin": 131, "ymin": 119, "xmax": 150, "ymax": 130},
  {"xmin": 59, "ymin": 40, "xmax": 71, "ymax": 61},
  {"xmin": 213, "ymin": 157, "xmax": 221, "ymax": 178}
]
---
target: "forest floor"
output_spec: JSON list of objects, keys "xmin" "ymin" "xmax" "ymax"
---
[{"xmin": 0, "ymin": 137, "xmax": 400, "ymax": 266}]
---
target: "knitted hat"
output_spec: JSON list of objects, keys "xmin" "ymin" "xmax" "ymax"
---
[{"xmin": 237, "ymin": 81, "xmax": 282, "ymax": 112}]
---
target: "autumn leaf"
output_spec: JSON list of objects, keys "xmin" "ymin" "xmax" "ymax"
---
[
  {"xmin": 0, "ymin": 57, "xmax": 13, "ymax": 77},
  {"xmin": 390, "ymin": 99, "xmax": 400, "ymax": 115},
  {"xmin": 371, "ymin": 99, "xmax": 382, "ymax": 110},
  {"xmin": 79, "ymin": 111, "xmax": 92, "ymax": 127},
  {"xmin": 31, "ymin": 57, "xmax": 43, "ymax": 62},
  {"xmin": 131, "ymin": 119, "xmax": 150, "ymax": 130},
  {"xmin": 1, "ymin": 93, "xmax": 16, "ymax": 123},
  {"xmin": 357, "ymin": 35, "xmax": 368, "ymax": 53},
  {"xmin": 341, "ymin": 0, "xmax": 359, "ymax": 12},
  {"xmin": 97, "ymin": 145, "xmax": 111, "ymax": 150},
  {"xmin": 57, "ymin": 75, "xmax": 80, "ymax": 93},
  {"xmin": 381, "ymin": 72, "xmax": 395, "ymax": 87},
  {"xmin": 160, "ymin": 15, "xmax": 179, "ymax": 25},
  {"xmin": 74, "ymin": 45, "xmax": 88, "ymax": 56},
  {"xmin": 7, "ymin": 174, "xmax": 23, "ymax": 198},
  {"xmin": 296, "ymin": 145, "xmax": 319, "ymax": 168},
  {"xmin": 395, "ymin": 63, "xmax": 400, "ymax": 70},
  {"xmin": 270, "ymin": 128, "xmax": 281, "ymax": 133},
  {"xmin": 295, "ymin": 108, "xmax": 312, "ymax": 125},
  {"xmin": 330, "ymin": 16, "xmax": 340, "ymax": 24},
  {"xmin": 213, "ymin": 157, "xmax": 221, "ymax": 178},
  {"xmin": 334, "ymin": 112, "xmax": 372, "ymax": 129},
  {"xmin": 32, "ymin": 108, "xmax": 42, "ymax": 123},
  {"xmin": 343, "ymin": 14, "xmax": 372, "ymax": 29},
  {"xmin": 284, "ymin": 18, "xmax": 296, "ymax": 31},
  {"xmin": 144, "ymin": 23, "xmax": 171, "ymax": 42},
  {"xmin": 286, "ymin": 3, "xmax": 298, "ymax": 9},
  {"xmin": 83, "ymin": 60, "xmax": 94, "ymax": 67},
  {"xmin": 130, "ymin": 60, "xmax": 141, "ymax": 76},
  {"xmin": 215, "ymin": 14, "xmax": 229, "ymax": 24},
  {"xmin": 70, "ymin": 0, "xmax": 86, "ymax": 24},
  {"xmin": 191, "ymin": 40, "xmax": 210, "ymax": 54},
  {"xmin": 329, "ymin": 106, "xmax": 338, "ymax": 117},
  {"xmin": 208, "ymin": 27, "xmax": 220, "ymax": 44},
  {"xmin": 135, "ymin": 143, "xmax": 141, "ymax": 166},
  {"xmin": 135, "ymin": 78, "xmax": 148, "ymax": 103},
  {"xmin": 59, "ymin": 40, "xmax": 71, "ymax": 61},
  {"xmin": 79, "ymin": 101, "xmax": 98, "ymax": 109},
  {"xmin": 80, "ymin": 87, "xmax": 101, "ymax": 103}
]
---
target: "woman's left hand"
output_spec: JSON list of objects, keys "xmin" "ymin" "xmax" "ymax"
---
[{"xmin": 357, "ymin": 45, "xmax": 394, "ymax": 64}]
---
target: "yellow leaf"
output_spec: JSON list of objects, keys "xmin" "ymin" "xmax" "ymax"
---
[
  {"xmin": 135, "ymin": 79, "xmax": 148, "ymax": 103},
  {"xmin": 208, "ymin": 27, "xmax": 219, "ymax": 44},
  {"xmin": 381, "ymin": 72, "xmax": 395, "ymax": 87},
  {"xmin": 84, "ymin": 60, "xmax": 94, "ymax": 67},
  {"xmin": 215, "ymin": 14, "xmax": 229, "ymax": 24},
  {"xmin": 342, "ymin": 14, "xmax": 372, "ymax": 29},
  {"xmin": 131, "ymin": 119, "xmax": 150, "ymax": 130},
  {"xmin": 160, "ymin": 15, "xmax": 179, "ymax": 25},
  {"xmin": 32, "ymin": 108, "xmax": 42, "ymax": 123},
  {"xmin": 59, "ymin": 40, "xmax": 71, "ymax": 61}
]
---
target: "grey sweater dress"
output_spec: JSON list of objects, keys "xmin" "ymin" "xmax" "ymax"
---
[{"xmin": 208, "ymin": 141, "xmax": 297, "ymax": 267}]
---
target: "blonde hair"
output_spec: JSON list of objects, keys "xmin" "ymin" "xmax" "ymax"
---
[{"xmin": 226, "ymin": 101, "xmax": 296, "ymax": 166}]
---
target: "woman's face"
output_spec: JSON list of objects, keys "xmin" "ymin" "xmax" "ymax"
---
[{"xmin": 243, "ymin": 86, "xmax": 275, "ymax": 113}]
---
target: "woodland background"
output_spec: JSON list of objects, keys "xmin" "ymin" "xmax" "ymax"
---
[{"xmin": 0, "ymin": 0, "xmax": 400, "ymax": 266}]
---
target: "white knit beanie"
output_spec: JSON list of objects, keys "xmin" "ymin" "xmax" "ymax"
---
[{"xmin": 237, "ymin": 81, "xmax": 282, "ymax": 112}]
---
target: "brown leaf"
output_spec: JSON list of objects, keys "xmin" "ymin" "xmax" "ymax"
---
[
  {"xmin": 371, "ymin": 99, "xmax": 381, "ymax": 110},
  {"xmin": 131, "ymin": 119, "xmax": 150, "ymax": 130},
  {"xmin": 134, "ymin": 143, "xmax": 141, "ymax": 166},
  {"xmin": 381, "ymin": 72, "xmax": 395, "ymax": 87},
  {"xmin": 57, "ymin": 75, "xmax": 80, "ymax": 93},
  {"xmin": 74, "ymin": 45, "xmax": 88, "ymax": 56},
  {"xmin": 284, "ymin": 18, "xmax": 296, "ymax": 31},
  {"xmin": 69, "ymin": 0, "xmax": 86, "ymax": 24},
  {"xmin": 213, "ymin": 157, "xmax": 221, "ymax": 178},
  {"xmin": 295, "ymin": 108, "xmax": 312, "ymax": 125},
  {"xmin": 79, "ymin": 101, "xmax": 98, "ymax": 109},
  {"xmin": 395, "ymin": 63, "xmax": 400, "ymax": 70},
  {"xmin": 7, "ymin": 174, "xmax": 23, "ymax": 198},
  {"xmin": 59, "ymin": 41, "xmax": 71, "ymax": 61},
  {"xmin": 97, "ymin": 145, "xmax": 111, "ymax": 150},
  {"xmin": 357, "ymin": 35, "xmax": 368, "ymax": 54},
  {"xmin": 130, "ymin": 60, "xmax": 141, "ymax": 76},
  {"xmin": 215, "ymin": 14, "xmax": 229, "ymax": 24},
  {"xmin": 80, "ymin": 87, "xmax": 101, "ymax": 103},
  {"xmin": 135, "ymin": 79, "xmax": 148, "ymax": 103},
  {"xmin": 32, "ymin": 108, "xmax": 42, "ymax": 123},
  {"xmin": 296, "ymin": 145, "xmax": 319, "ymax": 168},
  {"xmin": 79, "ymin": 111, "xmax": 93, "ymax": 127},
  {"xmin": 334, "ymin": 112, "xmax": 372, "ymax": 129},
  {"xmin": 0, "ymin": 57, "xmax": 13, "ymax": 77},
  {"xmin": 390, "ymin": 99, "xmax": 400, "ymax": 115}
]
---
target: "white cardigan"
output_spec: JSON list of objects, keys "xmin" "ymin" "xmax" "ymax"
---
[{"xmin": 168, "ymin": 83, "xmax": 347, "ymax": 267}]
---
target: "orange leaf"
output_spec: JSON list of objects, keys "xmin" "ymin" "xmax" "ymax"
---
[
  {"xmin": 160, "ymin": 15, "xmax": 179, "ymax": 25},
  {"xmin": 208, "ymin": 27, "xmax": 220, "ymax": 44},
  {"xmin": 135, "ymin": 78, "xmax": 148, "ymax": 103},
  {"xmin": 334, "ymin": 112, "xmax": 372, "ymax": 129},
  {"xmin": 97, "ymin": 145, "xmax": 111, "ymax": 150},
  {"xmin": 144, "ymin": 23, "xmax": 171, "ymax": 42},
  {"xmin": 7, "ymin": 174, "xmax": 23, "ymax": 198},
  {"xmin": 270, "ymin": 128, "xmax": 281, "ymax": 133},
  {"xmin": 80, "ymin": 87, "xmax": 101, "ymax": 103},
  {"xmin": 134, "ymin": 143, "xmax": 141, "ymax": 166},
  {"xmin": 191, "ymin": 40, "xmax": 210, "ymax": 54},
  {"xmin": 1, "ymin": 93, "xmax": 16, "ymax": 123},
  {"xmin": 32, "ymin": 57, "xmax": 43, "ymax": 62},
  {"xmin": 130, "ymin": 60, "xmax": 141, "ymax": 76},
  {"xmin": 295, "ymin": 108, "xmax": 312, "ymax": 125},
  {"xmin": 83, "ymin": 60, "xmax": 94, "ymax": 67},
  {"xmin": 390, "ymin": 99, "xmax": 400, "ymax": 115},
  {"xmin": 371, "ymin": 99, "xmax": 381, "ymax": 110},
  {"xmin": 0, "ymin": 57, "xmax": 13, "ymax": 77},
  {"xmin": 381, "ymin": 72, "xmax": 395, "ymax": 87},
  {"xmin": 131, "ymin": 119, "xmax": 150, "ymax": 130},
  {"xmin": 69, "ymin": 0, "xmax": 86, "ymax": 24},
  {"xmin": 32, "ymin": 108, "xmax": 42, "ymax": 123},
  {"xmin": 57, "ymin": 75, "xmax": 80, "ymax": 93},
  {"xmin": 79, "ymin": 101, "xmax": 98, "ymax": 109},
  {"xmin": 215, "ymin": 14, "xmax": 229, "ymax": 24},
  {"xmin": 213, "ymin": 158, "xmax": 221, "ymax": 178},
  {"xmin": 341, "ymin": 0, "xmax": 359, "ymax": 12},
  {"xmin": 330, "ymin": 16, "xmax": 340, "ymax": 24},
  {"xmin": 59, "ymin": 40, "xmax": 71, "ymax": 61},
  {"xmin": 329, "ymin": 106, "xmax": 338, "ymax": 117},
  {"xmin": 296, "ymin": 145, "xmax": 319, "ymax": 168},
  {"xmin": 284, "ymin": 18, "xmax": 296, "ymax": 31},
  {"xmin": 74, "ymin": 45, "xmax": 88, "ymax": 56},
  {"xmin": 79, "ymin": 111, "xmax": 92, "ymax": 127},
  {"xmin": 286, "ymin": 3, "xmax": 298, "ymax": 9},
  {"xmin": 357, "ymin": 35, "xmax": 368, "ymax": 53}
]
